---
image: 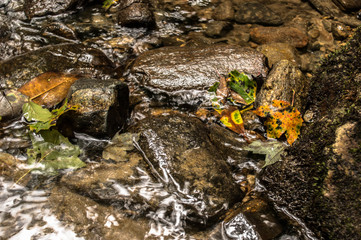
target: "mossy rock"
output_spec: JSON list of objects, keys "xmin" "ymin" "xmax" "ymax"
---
[{"xmin": 260, "ymin": 27, "xmax": 361, "ymax": 239}]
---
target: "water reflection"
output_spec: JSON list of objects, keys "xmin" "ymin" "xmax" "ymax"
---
[{"xmin": 0, "ymin": 177, "xmax": 83, "ymax": 240}]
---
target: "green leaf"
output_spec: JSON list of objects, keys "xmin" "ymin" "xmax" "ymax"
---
[
  {"xmin": 209, "ymin": 82, "xmax": 220, "ymax": 93},
  {"xmin": 228, "ymin": 70, "xmax": 257, "ymax": 105},
  {"xmin": 244, "ymin": 140, "xmax": 286, "ymax": 167},
  {"xmin": 23, "ymin": 101, "xmax": 53, "ymax": 122},
  {"xmin": 27, "ymin": 129, "xmax": 85, "ymax": 174}
]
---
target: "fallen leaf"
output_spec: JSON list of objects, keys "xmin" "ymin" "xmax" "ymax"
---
[
  {"xmin": 253, "ymin": 100, "xmax": 303, "ymax": 145},
  {"xmin": 27, "ymin": 129, "xmax": 85, "ymax": 174},
  {"xmin": 227, "ymin": 70, "xmax": 257, "ymax": 105},
  {"xmin": 218, "ymin": 106, "xmax": 246, "ymax": 135},
  {"xmin": 18, "ymin": 72, "xmax": 79, "ymax": 108},
  {"xmin": 0, "ymin": 89, "xmax": 29, "ymax": 119},
  {"xmin": 244, "ymin": 140, "xmax": 286, "ymax": 167}
]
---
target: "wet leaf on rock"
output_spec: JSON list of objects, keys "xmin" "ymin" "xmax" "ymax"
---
[
  {"xmin": 23, "ymin": 100, "xmax": 78, "ymax": 132},
  {"xmin": 227, "ymin": 70, "xmax": 257, "ymax": 105},
  {"xmin": 0, "ymin": 89, "xmax": 29, "ymax": 119},
  {"xmin": 253, "ymin": 100, "xmax": 303, "ymax": 145},
  {"xmin": 27, "ymin": 129, "xmax": 85, "ymax": 174},
  {"xmin": 244, "ymin": 140, "xmax": 286, "ymax": 167},
  {"xmin": 18, "ymin": 72, "xmax": 79, "ymax": 108}
]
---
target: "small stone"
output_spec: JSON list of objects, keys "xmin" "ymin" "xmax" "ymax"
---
[
  {"xmin": 332, "ymin": 0, "xmax": 361, "ymax": 11},
  {"xmin": 212, "ymin": 0, "xmax": 234, "ymax": 21},
  {"xmin": 117, "ymin": 2, "xmax": 155, "ymax": 28},
  {"xmin": 250, "ymin": 26, "xmax": 308, "ymax": 48},
  {"xmin": 331, "ymin": 22, "xmax": 350, "ymax": 40},
  {"xmin": 204, "ymin": 21, "xmax": 232, "ymax": 38}
]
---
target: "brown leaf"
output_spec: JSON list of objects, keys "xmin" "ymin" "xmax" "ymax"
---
[{"xmin": 18, "ymin": 72, "xmax": 79, "ymax": 108}]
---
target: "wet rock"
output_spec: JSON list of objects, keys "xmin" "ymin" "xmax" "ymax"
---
[
  {"xmin": 24, "ymin": 0, "xmax": 86, "ymax": 19},
  {"xmin": 332, "ymin": 0, "xmax": 361, "ymax": 11},
  {"xmin": 307, "ymin": 18, "xmax": 335, "ymax": 51},
  {"xmin": 127, "ymin": 45, "xmax": 268, "ymax": 107},
  {"xmin": 250, "ymin": 26, "xmax": 308, "ymax": 48},
  {"xmin": 260, "ymin": 28, "xmax": 361, "ymax": 239},
  {"xmin": 117, "ymin": 0, "xmax": 155, "ymax": 28},
  {"xmin": 59, "ymin": 78, "xmax": 129, "ymax": 138},
  {"xmin": 331, "ymin": 21, "xmax": 350, "ymax": 40},
  {"xmin": 0, "ymin": 43, "xmax": 116, "ymax": 89},
  {"xmin": 129, "ymin": 113, "xmax": 244, "ymax": 226},
  {"xmin": 212, "ymin": 0, "xmax": 234, "ymax": 21},
  {"xmin": 0, "ymin": 152, "xmax": 30, "ymax": 184},
  {"xmin": 204, "ymin": 21, "xmax": 232, "ymax": 38},
  {"xmin": 257, "ymin": 43, "xmax": 300, "ymax": 68},
  {"xmin": 224, "ymin": 24, "xmax": 251, "ymax": 46},
  {"xmin": 234, "ymin": 2, "xmax": 283, "ymax": 26},
  {"xmin": 256, "ymin": 60, "xmax": 309, "ymax": 112},
  {"xmin": 49, "ymin": 185, "xmax": 150, "ymax": 240},
  {"xmin": 308, "ymin": 0, "xmax": 343, "ymax": 17},
  {"xmin": 102, "ymin": 132, "xmax": 139, "ymax": 162}
]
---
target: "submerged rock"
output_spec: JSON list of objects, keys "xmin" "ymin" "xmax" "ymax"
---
[
  {"xmin": 0, "ymin": 43, "xmax": 116, "ymax": 89},
  {"xmin": 129, "ymin": 113, "xmax": 245, "ymax": 226},
  {"xmin": 234, "ymin": 2, "xmax": 283, "ymax": 26},
  {"xmin": 24, "ymin": 0, "xmax": 86, "ymax": 19},
  {"xmin": 127, "ymin": 45, "xmax": 267, "ymax": 107},
  {"xmin": 250, "ymin": 26, "xmax": 308, "ymax": 48}
]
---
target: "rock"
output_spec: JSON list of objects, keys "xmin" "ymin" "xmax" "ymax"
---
[
  {"xmin": 307, "ymin": 18, "xmax": 335, "ymax": 51},
  {"xmin": 257, "ymin": 43, "xmax": 300, "ymax": 68},
  {"xmin": 256, "ymin": 60, "xmax": 309, "ymax": 112},
  {"xmin": 224, "ymin": 24, "xmax": 251, "ymax": 46},
  {"xmin": 127, "ymin": 45, "xmax": 268, "ymax": 107},
  {"xmin": 308, "ymin": 0, "xmax": 343, "ymax": 17},
  {"xmin": 24, "ymin": 0, "xmax": 86, "ymax": 19},
  {"xmin": 0, "ymin": 43, "xmax": 116, "ymax": 90},
  {"xmin": 234, "ymin": 2, "xmax": 283, "ymax": 26},
  {"xmin": 58, "ymin": 78, "xmax": 129, "ymax": 138},
  {"xmin": 49, "ymin": 185, "xmax": 150, "ymax": 239},
  {"xmin": 332, "ymin": 0, "xmax": 361, "ymax": 11},
  {"xmin": 212, "ymin": 0, "xmax": 234, "ymax": 21},
  {"xmin": 204, "ymin": 21, "xmax": 232, "ymax": 38},
  {"xmin": 260, "ymin": 27, "xmax": 361, "ymax": 239},
  {"xmin": 129, "ymin": 113, "xmax": 245, "ymax": 226},
  {"xmin": 117, "ymin": 0, "xmax": 155, "ymax": 28},
  {"xmin": 250, "ymin": 27, "xmax": 308, "ymax": 48},
  {"xmin": 102, "ymin": 132, "xmax": 139, "ymax": 162},
  {"xmin": 331, "ymin": 21, "xmax": 350, "ymax": 40}
]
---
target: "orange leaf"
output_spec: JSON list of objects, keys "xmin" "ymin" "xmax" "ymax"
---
[
  {"xmin": 254, "ymin": 100, "xmax": 303, "ymax": 145},
  {"xmin": 18, "ymin": 72, "xmax": 79, "ymax": 108}
]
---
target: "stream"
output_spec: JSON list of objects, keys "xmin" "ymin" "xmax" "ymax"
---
[{"xmin": 1, "ymin": 0, "xmax": 360, "ymax": 239}]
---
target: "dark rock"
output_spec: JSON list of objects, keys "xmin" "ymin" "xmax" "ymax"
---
[
  {"xmin": 127, "ymin": 45, "xmax": 268, "ymax": 107},
  {"xmin": 308, "ymin": 0, "xmax": 343, "ymax": 17},
  {"xmin": 0, "ymin": 43, "xmax": 116, "ymax": 89},
  {"xmin": 256, "ymin": 60, "xmax": 309, "ymax": 112},
  {"xmin": 234, "ymin": 2, "xmax": 283, "ymax": 26},
  {"xmin": 260, "ymin": 27, "xmax": 361, "ymax": 239},
  {"xmin": 250, "ymin": 26, "xmax": 309, "ymax": 48},
  {"xmin": 117, "ymin": 0, "xmax": 154, "ymax": 28},
  {"xmin": 204, "ymin": 21, "xmax": 232, "ymax": 38},
  {"xmin": 332, "ymin": 0, "xmax": 361, "ymax": 11},
  {"xmin": 129, "ymin": 113, "xmax": 244, "ymax": 226},
  {"xmin": 212, "ymin": 0, "xmax": 234, "ymax": 21},
  {"xmin": 24, "ymin": 0, "xmax": 86, "ymax": 19},
  {"xmin": 59, "ymin": 78, "xmax": 129, "ymax": 138}
]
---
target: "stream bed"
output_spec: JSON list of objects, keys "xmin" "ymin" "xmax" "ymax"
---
[{"xmin": 1, "ymin": 0, "xmax": 360, "ymax": 239}]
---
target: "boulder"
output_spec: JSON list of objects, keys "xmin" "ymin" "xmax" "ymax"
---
[
  {"xmin": 129, "ymin": 113, "xmax": 245, "ymax": 226},
  {"xmin": 256, "ymin": 43, "xmax": 300, "ymax": 68},
  {"xmin": 256, "ymin": 60, "xmax": 309, "ymax": 112},
  {"xmin": 332, "ymin": 0, "xmax": 361, "ymax": 11},
  {"xmin": 127, "ymin": 45, "xmax": 268, "ymax": 107}
]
